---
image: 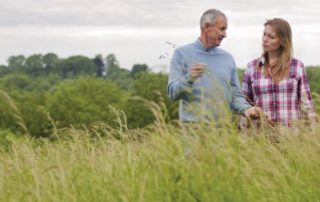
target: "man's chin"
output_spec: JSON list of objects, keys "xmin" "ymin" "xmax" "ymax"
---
[
  {"xmin": 208, "ymin": 41, "xmax": 222, "ymax": 48},
  {"xmin": 215, "ymin": 40, "xmax": 223, "ymax": 46}
]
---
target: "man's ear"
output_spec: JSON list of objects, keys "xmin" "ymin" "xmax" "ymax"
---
[{"xmin": 203, "ymin": 23, "xmax": 210, "ymax": 32}]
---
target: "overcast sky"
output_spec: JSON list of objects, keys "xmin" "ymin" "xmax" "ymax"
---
[{"xmin": 1, "ymin": 0, "xmax": 320, "ymax": 71}]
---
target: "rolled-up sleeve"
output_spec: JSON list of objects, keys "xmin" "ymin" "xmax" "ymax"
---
[
  {"xmin": 242, "ymin": 64, "xmax": 254, "ymax": 103},
  {"xmin": 299, "ymin": 64, "xmax": 317, "ymax": 121},
  {"xmin": 230, "ymin": 63, "xmax": 251, "ymax": 114}
]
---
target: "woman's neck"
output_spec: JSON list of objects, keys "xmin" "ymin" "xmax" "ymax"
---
[{"xmin": 267, "ymin": 51, "xmax": 280, "ymax": 67}]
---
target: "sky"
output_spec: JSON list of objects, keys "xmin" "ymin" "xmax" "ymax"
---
[{"xmin": 1, "ymin": 0, "xmax": 320, "ymax": 72}]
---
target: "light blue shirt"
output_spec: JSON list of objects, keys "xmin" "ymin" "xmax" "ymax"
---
[{"xmin": 167, "ymin": 39, "xmax": 251, "ymax": 122}]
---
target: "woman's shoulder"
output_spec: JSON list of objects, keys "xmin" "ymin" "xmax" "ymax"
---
[
  {"xmin": 290, "ymin": 57, "xmax": 304, "ymax": 68},
  {"xmin": 246, "ymin": 57, "xmax": 261, "ymax": 68},
  {"xmin": 289, "ymin": 57, "xmax": 306, "ymax": 77},
  {"xmin": 290, "ymin": 57, "xmax": 305, "ymax": 71},
  {"xmin": 245, "ymin": 58, "xmax": 261, "ymax": 74}
]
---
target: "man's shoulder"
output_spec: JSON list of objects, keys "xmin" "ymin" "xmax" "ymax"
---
[
  {"xmin": 175, "ymin": 42, "xmax": 196, "ymax": 52},
  {"xmin": 172, "ymin": 42, "xmax": 198, "ymax": 59},
  {"xmin": 216, "ymin": 48, "xmax": 234, "ymax": 58}
]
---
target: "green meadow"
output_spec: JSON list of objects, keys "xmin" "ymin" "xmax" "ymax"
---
[
  {"xmin": 0, "ymin": 54, "xmax": 319, "ymax": 201},
  {"xmin": 1, "ymin": 105, "xmax": 320, "ymax": 202}
]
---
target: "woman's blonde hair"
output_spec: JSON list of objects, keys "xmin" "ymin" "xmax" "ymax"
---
[{"xmin": 259, "ymin": 18, "xmax": 293, "ymax": 82}]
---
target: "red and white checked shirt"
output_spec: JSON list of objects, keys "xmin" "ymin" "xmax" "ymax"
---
[{"xmin": 242, "ymin": 57, "xmax": 316, "ymax": 126}]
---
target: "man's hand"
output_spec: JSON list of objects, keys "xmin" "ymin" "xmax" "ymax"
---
[
  {"xmin": 189, "ymin": 63, "xmax": 207, "ymax": 81},
  {"xmin": 244, "ymin": 107, "xmax": 263, "ymax": 120}
]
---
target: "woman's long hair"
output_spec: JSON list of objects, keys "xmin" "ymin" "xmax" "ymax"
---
[{"xmin": 259, "ymin": 18, "xmax": 293, "ymax": 83}]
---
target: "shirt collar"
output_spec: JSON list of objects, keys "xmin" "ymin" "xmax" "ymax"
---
[
  {"xmin": 195, "ymin": 38, "xmax": 217, "ymax": 52},
  {"xmin": 259, "ymin": 56, "xmax": 266, "ymax": 67}
]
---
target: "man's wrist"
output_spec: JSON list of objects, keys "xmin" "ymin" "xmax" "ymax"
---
[
  {"xmin": 187, "ymin": 80, "xmax": 194, "ymax": 85},
  {"xmin": 185, "ymin": 73, "xmax": 195, "ymax": 85}
]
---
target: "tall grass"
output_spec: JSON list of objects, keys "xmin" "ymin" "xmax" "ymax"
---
[
  {"xmin": 0, "ymin": 89, "xmax": 29, "ymax": 134},
  {"xmin": 0, "ymin": 101, "xmax": 319, "ymax": 202}
]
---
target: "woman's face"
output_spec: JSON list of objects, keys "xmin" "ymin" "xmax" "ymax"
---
[{"xmin": 262, "ymin": 25, "xmax": 281, "ymax": 53}]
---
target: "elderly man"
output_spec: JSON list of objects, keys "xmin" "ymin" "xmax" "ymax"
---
[{"xmin": 168, "ymin": 8, "xmax": 259, "ymax": 122}]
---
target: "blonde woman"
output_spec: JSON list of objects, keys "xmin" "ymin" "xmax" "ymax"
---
[{"xmin": 242, "ymin": 18, "xmax": 316, "ymax": 127}]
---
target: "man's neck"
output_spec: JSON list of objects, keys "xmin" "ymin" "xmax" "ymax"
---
[{"xmin": 199, "ymin": 36, "xmax": 215, "ymax": 50}]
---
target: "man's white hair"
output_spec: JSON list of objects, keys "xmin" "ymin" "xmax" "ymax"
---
[{"xmin": 200, "ymin": 9, "xmax": 226, "ymax": 30}]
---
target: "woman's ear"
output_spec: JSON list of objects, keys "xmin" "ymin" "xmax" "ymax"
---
[{"xmin": 280, "ymin": 38, "xmax": 286, "ymax": 46}]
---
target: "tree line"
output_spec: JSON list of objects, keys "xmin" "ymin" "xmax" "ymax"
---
[
  {"xmin": 0, "ymin": 53, "xmax": 178, "ymax": 138},
  {"xmin": 0, "ymin": 53, "xmax": 319, "ymax": 138}
]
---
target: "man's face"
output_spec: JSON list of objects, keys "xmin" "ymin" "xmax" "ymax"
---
[{"xmin": 203, "ymin": 16, "xmax": 227, "ymax": 48}]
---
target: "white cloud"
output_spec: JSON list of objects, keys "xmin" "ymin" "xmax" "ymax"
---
[{"xmin": 0, "ymin": 0, "xmax": 320, "ymax": 70}]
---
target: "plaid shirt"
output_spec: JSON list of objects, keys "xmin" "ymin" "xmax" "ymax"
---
[{"xmin": 242, "ymin": 57, "xmax": 316, "ymax": 126}]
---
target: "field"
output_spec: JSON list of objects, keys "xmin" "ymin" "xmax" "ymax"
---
[
  {"xmin": 1, "ymin": 109, "xmax": 319, "ymax": 202},
  {"xmin": 0, "ymin": 58, "xmax": 319, "ymax": 201}
]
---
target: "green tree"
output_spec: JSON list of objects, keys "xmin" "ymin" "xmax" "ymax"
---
[
  {"xmin": 93, "ymin": 54, "xmax": 105, "ymax": 77},
  {"xmin": 25, "ymin": 54, "xmax": 44, "ymax": 76},
  {"xmin": 0, "ymin": 74, "xmax": 64, "ymax": 136},
  {"xmin": 104, "ymin": 54, "xmax": 133, "ymax": 90},
  {"xmin": 306, "ymin": 66, "xmax": 320, "ymax": 113},
  {"xmin": 0, "ymin": 73, "xmax": 33, "ymax": 90},
  {"xmin": 16, "ymin": 91, "xmax": 52, "ymax": 137},
  {"xmin": 131, "ymin": 64, "xmax": 149, "ymax": 78},
  {"xmin": 0, "ymin": 89, "xmax": 28, "ymax": 134},
  {"xmin": 105, "ymin": 54, "xmax": 120, "ymax": 77},
  {"xmin": 106, "ymin": 54, "xmax": 119, "ymax": 70},
  {"xmin": 124, "ymin": 72, "xmax": 178, "ymax": 128},
  {"xmin": 237, "ymin": 68, "xmax": 245, "ymax": 82},
  {"xmin": 47, "ymin": 77, "xmax": 128, "ymax": 128},
  {"xmin": 42, "ymin": 53, "xmax": 59, "ymax": 75},
  {"xmin": 7, "ymin": 55, "xmax": 26, "ymax": 72},
  {"xmin": 56, "ymin": 56, "xmax": 96, "ymax": 78},
  {"xmin": 0, "ymin": 65, "xmax": 10, "ymax": 77},
  {"xmin": 306, "ymin": 66, "xmax": 320, "ymax": 94}
]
